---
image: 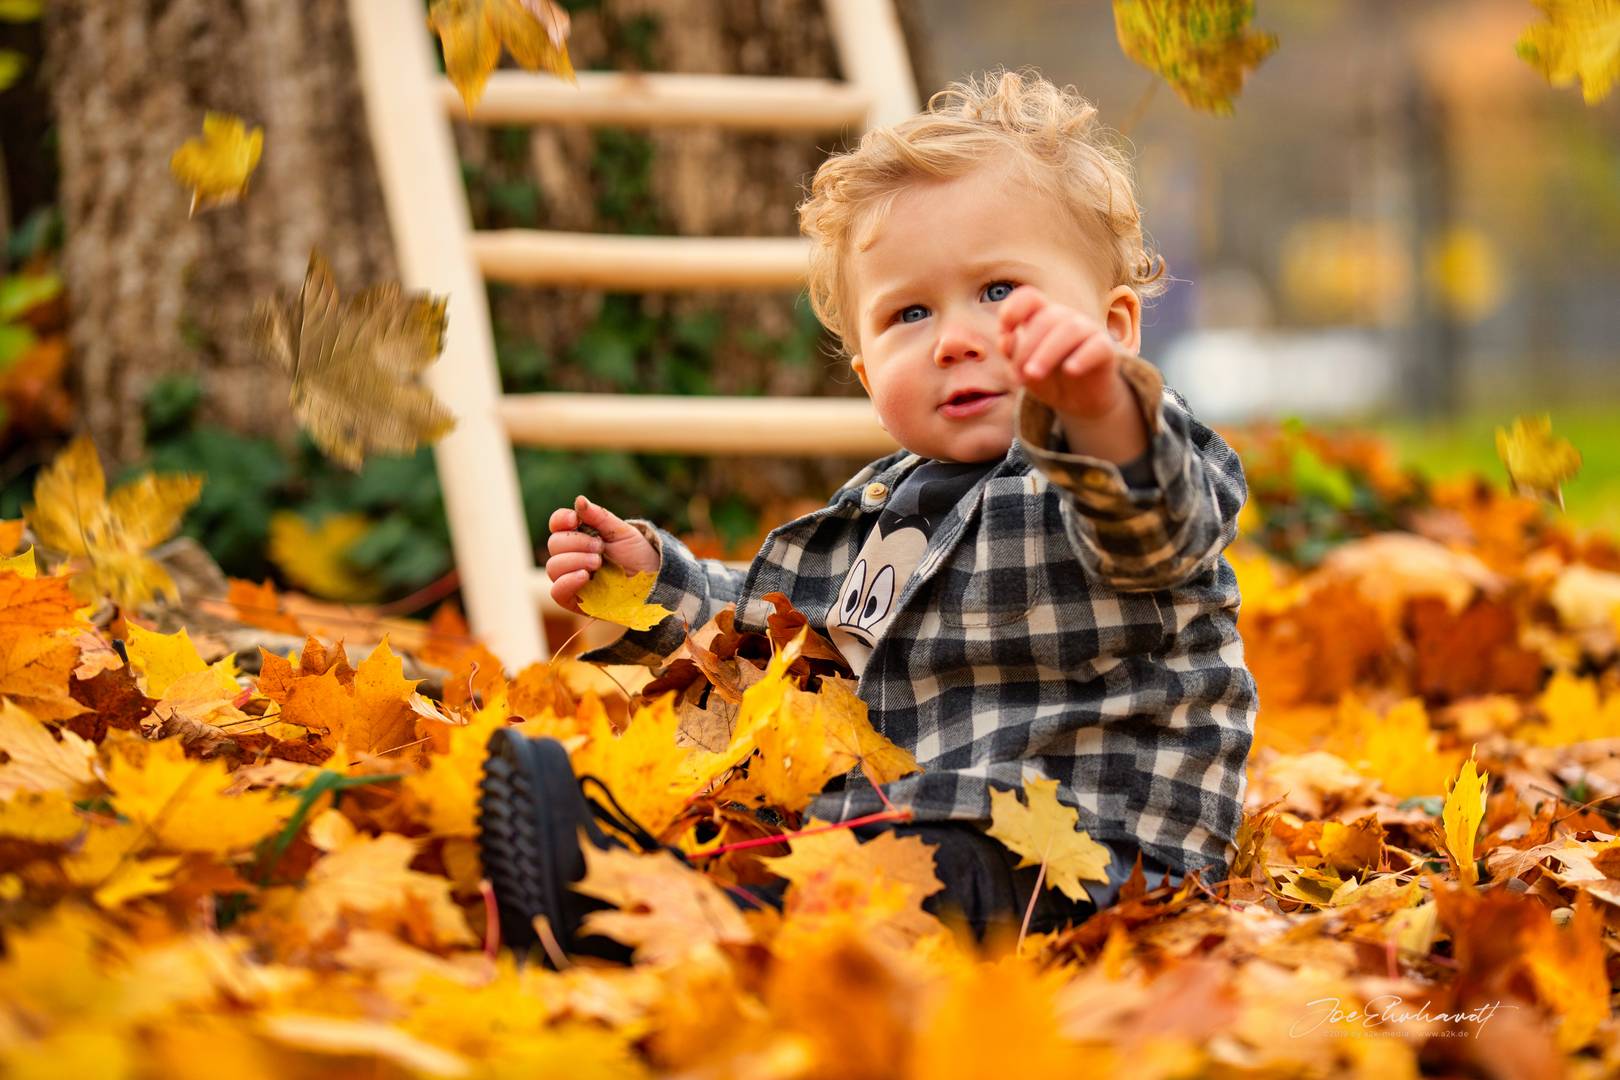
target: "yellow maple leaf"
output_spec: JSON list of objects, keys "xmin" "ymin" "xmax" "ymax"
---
[
  {"xmin": 986, "ymin": 775, "xmax": 1113, "ymax": 904},
  {"xmin": 429, "ymin": 0, "xmax": 577, "ymax": 113},
  {"xmin": 574, "ymin": 843, "xmax": 754, "ymax": 966},
  {"xmin": 169, "ymin": 112, "xmax": 264, "ymax": 215},
  {"xmin": 0, "ymin": 700, "xmax": 98, "ymax": 799},
  {"xmin": 1494, "ymin": 413, "xmax": 1582, "ymax": 509},
  {"xmin": 817, "ymin": 674, "xmax": 920, "ymax": 788},
  {"xmin": 576, "ymin": 562, "xmax": 676, "ymax": 632},
  {"xmin": 253, "ymin": 250, "xmax": 456, "ymax": 472},
  {"xmin": 1442, "ymin": 748, "xmax": 1488, "ymax": 888},
  {"xmin": 277, "ymin": 809, "xmax": 473, "ymax": 946},
  {"xmin": 1517, "ymin": 0, "xmax": 1620, "ymax": 105},
  {"xmin": 911, "ymin": 955, "xmax": 1109, "ymax": 1076},
  {"xmin": 0, "ymin": 791, "xmax": 85, "ymax": 843},
  {"xmin": 268, "ymin": 510, "xmax": 380, "ymax": 603},
  {"xmin": 406, "ymin": 685, "xmax": 512, "ymax": 836},
  {"xmin": 570, "ymin": 691, "xmax": 691, "ymax": 840},
  {"xmin": 1112, "ymin": 0, "xmax": 1278, "ymax": 115},
  {"xmin": 23, "ymin": 434, "xmax": 203, "ymax": 611},
  {"xmin": 760, "ymin": 822, "xmax": 944, "ymax": 950},
  {"xmin": 124, "ymin": 624, "xmax": 237, "ymax": 700},
  {"xmin": 103, "ymin": 737, "xmax": 290, "ymax": 853}
]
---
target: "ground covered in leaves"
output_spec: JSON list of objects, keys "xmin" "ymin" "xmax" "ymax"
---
[{"xmin": 3, "ymin": 421, "xmax": 1620, "ymax": 1079}]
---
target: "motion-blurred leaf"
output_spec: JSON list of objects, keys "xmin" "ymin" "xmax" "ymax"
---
[
  {"xmin": 429, "ymin": 0, "xmax": 576, "ymax": 113},
  {"xmin": 1495, "ymin": 414, "xmax": 1582, "ymax": 509},
  {"xmin": 1517, "ymin": 0, "xmax": 1620, "ymax": 105},
  {"xmin": 169, "ymin": 113, "xmax": 264, "ymax": 216},
  {"xmin": 253, "ymin": 250, "xmax": 456, "ymax": 471},
  {"xmin": 1112, "ymin": 0, "xmax": 1277, "ymax": 114}
]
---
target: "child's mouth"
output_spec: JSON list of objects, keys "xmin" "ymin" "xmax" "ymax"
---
[{"xmin": 938, "ymin": 391, "xmax": 1005, "ymax": 418}]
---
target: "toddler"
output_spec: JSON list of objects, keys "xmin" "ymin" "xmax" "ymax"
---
[{"xmin": 480, "ymin": 67, "xmax": 1257, "ymax": 958}]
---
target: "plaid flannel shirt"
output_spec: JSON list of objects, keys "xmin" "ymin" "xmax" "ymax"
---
[{"xmin": 580, "ymin": 355, "xmax": 1258, "ymax": 897}]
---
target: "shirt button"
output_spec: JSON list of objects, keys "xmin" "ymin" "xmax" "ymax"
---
[{"xmin": 864, "ymin": 482, "xmax": 889, "ymax": 501}]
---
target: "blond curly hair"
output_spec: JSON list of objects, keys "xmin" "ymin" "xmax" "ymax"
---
[{"xmin": 797, "ymin": 66, "xmax": 1167, "ymax": 359}]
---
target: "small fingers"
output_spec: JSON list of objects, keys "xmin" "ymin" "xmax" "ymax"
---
[
  {"xmin": 1022, "ymin": 320, "xmax": 1089, "ymax": 381},
  {"xmin": 547, "ymin": 529, "xmax": 603, "ymax": 557},
  {"xmin": 547, "ymin": 506, "xmax": 580, "ymax": 533},
  {"xmin": 547, "ymin": 551, "xmax": 601, "ymax": 582}
]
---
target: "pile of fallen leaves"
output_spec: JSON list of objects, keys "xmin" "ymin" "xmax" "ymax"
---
[{"xmin": 3, "ymin": 418, "xmax": 1620, "ymax": 1079}]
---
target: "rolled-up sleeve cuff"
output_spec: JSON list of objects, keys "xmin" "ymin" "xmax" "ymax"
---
[{"xmin": 1015, "ymin": 352, "xmax": 1190, "ymax": 512}]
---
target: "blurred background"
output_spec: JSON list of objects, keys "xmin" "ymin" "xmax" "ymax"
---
[{"xmin": 0, "ymin": 0, "xmax": 1615, "ymax": 630}]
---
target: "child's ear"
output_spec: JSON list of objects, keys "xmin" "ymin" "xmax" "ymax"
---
[
  {"xmin": 851, "ymin": 353, "xmax": 873, "ymax": 396},
  {"xmin": 1104, "ymin": 286, "xmax": 1143, "ymax": 355}
]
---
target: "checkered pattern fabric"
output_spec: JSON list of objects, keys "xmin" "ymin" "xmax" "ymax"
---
[{"xmin": 580, "ymin": 357, "xmax": 1258, "ymax": 886}]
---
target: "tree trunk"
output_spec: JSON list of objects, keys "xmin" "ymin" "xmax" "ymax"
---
[{"xmin": 43, "ymin": 0, "xmax": 397, "ymax": 467}]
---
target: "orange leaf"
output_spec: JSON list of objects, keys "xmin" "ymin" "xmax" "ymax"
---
[{"xmin": 227, "ymin": 578, "xmax": 304, "ymax": 636}]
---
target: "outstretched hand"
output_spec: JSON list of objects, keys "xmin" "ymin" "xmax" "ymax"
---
[{"xmin": 996, "ymin": 285, "xmax": 1133, "ymax": 423}]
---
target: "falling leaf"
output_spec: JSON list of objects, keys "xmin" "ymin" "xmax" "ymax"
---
[
  {"xmin": 576, "ymin": 562, "xmax": 676, "ymax": 632},
  {"xmin": 23, "ymin": 434, "xmax": 203, "ymax": 611},
  {"xmin": 1495, "ymin": 414, "xmax": 1582, "ymax": 509},
  {"xmin": 169, "ymin": 112, "xmax": 264, "ymax": 216},
  {"xmin": 1442, "ymin": 749, "xmax": 1488, "ymax": 887},
  {"xmin": 429, "ymin": 0, "xmax": 577, "ymax": 113},
  {"xmin": 573, "ymin": 843, "xmax": 754, "ymax": 966},
  {"xmin": 253, "ymin": 250, "xmax": 456, "ymax": 471},
  {"xmin": 1112, "ymin": 0, "xmax": 1278, "ymax": 114},
  {"xmin": 986, "ymin": 776, "xmax": 1113, "ymax": 904},
  {"xmin": 1517, "ymin": 0, "xmax": 1620, "ymax": 104}
]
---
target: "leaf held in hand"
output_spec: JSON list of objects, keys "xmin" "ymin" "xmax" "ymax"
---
[
  {"xmin": 1112, "ymin": 0, "xmax": 1278, "ymax": 114},
  {"xmin": 576, "ymin": 562, "xmax": 675, "ymax": 631},
  {"xmin": 1495, "ymin": 414, "xmax": 1582, "ymax": 509},
  {"xmin": 986, "ymin": 775, "xmax": 1113, "ymax": 904},
  {"xmin": 429, "ymin": 0, "xmax": 577, "ymax": 113},
  {"xmin": 253, "ymin": 250, "xmax": 457, "ymax": 471},
  {"xmin": 169, "ymin": 112, "xmax": 264, "ymax": 216}
]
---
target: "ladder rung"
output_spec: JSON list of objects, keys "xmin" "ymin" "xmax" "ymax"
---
[
  {"xmin": 532, "ymin": 562, "xmax": 751, "ymax": 617},
  {"xmin": 501, "ymin": 393, "xmax": 895, "ymax": 456},
  {"xmin": 471, "ymin": 231, "xmax": 809, "ymax": 290},
  {"xmin": 443, "ymin": 71, "xmax": 871, "ymax": 131}
]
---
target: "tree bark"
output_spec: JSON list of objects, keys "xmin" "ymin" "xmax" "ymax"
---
[{"xmin": 43, "ymin": 0, "xmax": 397, "ymax": 466}]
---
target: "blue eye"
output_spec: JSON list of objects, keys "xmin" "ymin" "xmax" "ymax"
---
[{"xmin": 890, "ymin": 280, "xmax": 1018, "ymax": 325}]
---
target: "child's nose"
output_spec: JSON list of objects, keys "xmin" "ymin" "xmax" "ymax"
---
[{"xmin": 932, "ymin": 320, "xmax": 992, "ymax": 367}]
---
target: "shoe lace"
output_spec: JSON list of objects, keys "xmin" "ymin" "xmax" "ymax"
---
[{"xmin": 577, "ymin": 773, "xmax": 666, "ymax": 854}]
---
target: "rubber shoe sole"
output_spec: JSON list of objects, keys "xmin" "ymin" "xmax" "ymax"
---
[{"xmin": 476, "ymin": 729, "xmax": 632, "ymax": 967}]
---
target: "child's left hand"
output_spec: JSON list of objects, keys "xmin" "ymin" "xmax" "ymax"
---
[{"xmin": 996, "ymin": 285, "xmax": 1131, "ymax": 422}]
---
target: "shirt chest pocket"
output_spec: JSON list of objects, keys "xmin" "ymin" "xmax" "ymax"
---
[{"xmin": 937, "ymin": 564, "xmax": 1048, "ymax": 629}]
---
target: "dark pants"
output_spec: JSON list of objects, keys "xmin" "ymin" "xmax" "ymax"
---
[{"xmin": 735, "ymin": 820, "xmax": 1097, "ymax": 939}]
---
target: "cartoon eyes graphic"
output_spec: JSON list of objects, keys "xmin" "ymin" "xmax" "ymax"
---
[
  {"xmin": 838, "ymin": 559, "xmax": 896, "ymax": 633},
  {"xmin": 860, "ymin": 565, "xmax": 895, "ymax": 630},
  {"xmin": 842, "ymin": 560, "xmax": 867, "ymax": 619}
]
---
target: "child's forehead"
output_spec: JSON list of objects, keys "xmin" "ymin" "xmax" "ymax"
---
[{"xmin": 853, "ymin": 165, "xmax": 1075, "ymax": 253}]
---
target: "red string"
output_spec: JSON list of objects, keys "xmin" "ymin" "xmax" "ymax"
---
[{"xmin": 688, "ymin": 807, "xmax": 913, "ymax": 859}]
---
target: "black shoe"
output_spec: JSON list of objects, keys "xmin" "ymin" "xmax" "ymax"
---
[{"xmin": 477, "ymin": 728, "xmax": 683, "ymax": 966}]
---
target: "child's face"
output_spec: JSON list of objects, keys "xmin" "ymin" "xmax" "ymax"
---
[{"xmin": 847, "ymin": 161, "xmax": 1141, "ymax": 463}]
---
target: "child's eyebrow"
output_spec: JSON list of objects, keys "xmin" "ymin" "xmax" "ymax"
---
[{"xmin": 863, "ymin": 259, "xmax": 1040, "ymax": 323}]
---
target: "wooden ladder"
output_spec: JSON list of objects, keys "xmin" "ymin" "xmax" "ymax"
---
[{"xmin": 347, "ymin": 1, "xmax": 916, "ymax": 667}]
